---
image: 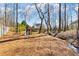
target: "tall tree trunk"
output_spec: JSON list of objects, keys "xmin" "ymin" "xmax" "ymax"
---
[
  {"xmin": 58, "ymin": 3, "xmax": 61, "ymax": 32},
  {"xmin": 77, "ymin": 3, "xmax": 79, "ymax": 47},
  {"xmin": 61, "ymin": 18, "xmax": 64, "ymax": 31},
  {"xmin": 70, "ymin": 6, "xmax": 73, "ymax": 30},
  {"xmin": 15, "ymin": 3, "xmax": 18, "ymax": 33},
  {"xmin": 71, "ymin": 14, "xmax": 73, "ymax": 29},
  {"xmin": 3, "ymin": 3, "xmax": 7, "ymax": 35},
  {"xmin": 13, "ymin": 4, "xmax": 16, "ymax": 32},
  {"xmin": 11, "ymin": 4, "xmax": 13, "ymax": 27},
  {"xmin": 39, "ymin": 18, "xmax": 43, "ymax": 33},
  {"xmin": 78, "ymin": 4, "xmax": 79, "ymax": 30},
  {"xmin": 66, "ymin": 13, "xmax": 69, "ymax": 30},
  {"xmin": 4, "ymin": 4, "xmax": 7, "ymax": 26},
  {"xmin": 35, "ymin": 4, "xmax": 43, "ymax": 33},
  {"xmin": 47, "ymin": 3, "xmax": 51, "ymax": 34},
  {"xmin": 64, "ymin": 3, "xmax": 66, "ymax": 31}
]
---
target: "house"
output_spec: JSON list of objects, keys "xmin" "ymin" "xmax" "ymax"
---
[
  {"xmin": 34, "ymin": 23, "xmax": 41, "ymax": 30},
  {"xmin": 33, "ymin": 23, "xmax": 46, "ymax": 32}
]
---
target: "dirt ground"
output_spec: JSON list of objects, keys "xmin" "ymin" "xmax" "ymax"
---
[{"xmin": 0, "ymin": 33, "xmax": 76, "ymax": 56}]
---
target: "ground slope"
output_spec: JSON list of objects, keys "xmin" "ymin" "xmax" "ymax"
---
[{"xmin": 0, "ymin": 34, "xmax": 76, "ymax": 56}]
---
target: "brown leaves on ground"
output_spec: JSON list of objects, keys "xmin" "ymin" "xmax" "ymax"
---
[{"xmin": 0, "ymin": 33, "xmax": 76, "ymax": 56}]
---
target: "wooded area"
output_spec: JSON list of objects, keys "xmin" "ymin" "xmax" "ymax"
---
[{"xmin": 0, "ymin": 3, "xmax": 79, "ymax": 56}]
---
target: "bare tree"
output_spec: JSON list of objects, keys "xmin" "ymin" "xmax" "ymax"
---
[
  {"xmin": 13, "ymin": 3, "xmax": 16, "ymax": 31},
  {"xmin": 15, "ymin": 3, "xmax": 18, "ymax": 33},
  {"xmin": 78, "ymin": 4, "xmax": 79, "ymax": 30},
  {"xmin": 35, "ymin": 4, "xmax": 43, "ymax": 33},
  {"xmin": 66, "ymin": 13, "xmax": 69, "ymax": 30},
  {"xmin": 35, "ymin": 3, "xmax": 52, "ymax": 34},
  {"xmin": 64, "ymin": 3, "xmax": 66, "ymax": 31},
  {"xmin": 70, "ymin": 13, "xmax": 73, "ymax": 29},
  {"xmin": 2, "ymin": 3, "xmax": 7, "ymax": 35},
  {"xmin": 47, "ymin": 3, "xmax": 51, "ymax": 33},
  {"xmin": 70, "ymin": 5, "xmax": 73, "ymax": 29},
  {"xmin": 4, "ymin": 4, "xmax": 7, "ymax": 26},
  {"xmin": 76, "ymin": 3, "xmax": 79, "ymax": 47},
  {"xmin": 58, "ymin": 3, "xmax": 61, "ymax": 32}
]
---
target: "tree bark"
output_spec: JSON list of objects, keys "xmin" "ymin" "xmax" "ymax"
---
[
  {"xmin": 64, "ymin": 3, "xmax": 66, "ymax": 31},
  {"xmin": 35, "ymin": 4, "xmax": 43, "ymax": 33},
  {"xmin": 58, "ymin": 3, "xmax": 61, "ymax": 32},
  {"xmin": 78, "ymin": 4, "xmax": 79, "ymax": 30},
  {"xmin": 66, "ymin": 13, "xmax": 69, "ymax": 30},
  {"xmin": 4, "ymin": 4, "xmax": 7, "ymax": 26},
  {"xmin": 15, "ymin": 3, "xmax": 18, "ymax": 33},
  {"xmin": 47, "ymin": 3, "xmax": 51, "ymax": 34}
]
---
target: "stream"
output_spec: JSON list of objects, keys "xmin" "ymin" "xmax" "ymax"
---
[
  {"xmin": 65, "ymin": 36, "xmax": 79, "ymax": 55},
  {"xmin": 67, "ymin": 40, "xmax": 79, "ymax": 55}
]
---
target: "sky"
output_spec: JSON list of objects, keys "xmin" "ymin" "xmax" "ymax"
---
[{"xmin": 0, "ymin": 3, "xmax": 78, "ymax": 27}]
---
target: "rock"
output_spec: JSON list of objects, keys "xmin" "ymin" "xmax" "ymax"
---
[{"xmin": 56, "ymin": 30, "xmax": 77, "ymax": 40}]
